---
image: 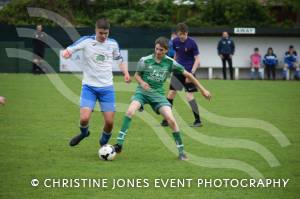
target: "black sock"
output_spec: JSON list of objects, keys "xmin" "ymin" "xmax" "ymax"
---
[
  {"xmin": 188, "ymin": 99, "xmax": 200, "ymax": 122},
  {"xmin": 32, "ymin": 64, "xmax": 37, "ymax": 73}
]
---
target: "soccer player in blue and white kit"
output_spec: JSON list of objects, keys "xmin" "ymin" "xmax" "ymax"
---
[{"xmin": 62, "ymin": 18, "xmax": 131, "ymax": 147}]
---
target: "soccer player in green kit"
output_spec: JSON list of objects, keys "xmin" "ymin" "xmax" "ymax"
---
[{"xmin": 114, "ymin": 37, "xmax": 211, "ymax": 160}]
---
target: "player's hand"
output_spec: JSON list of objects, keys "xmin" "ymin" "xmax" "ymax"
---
[
  {"xmin": 124, "ymin": 73, "xmax": 131, "ymax": 83},
  {"xmin": 141, "ymin": 82, "xmax": 150, "ymax": 90},
  {"xmin": 201, "ymin": 89, "xmax": 212, "ymax": 101},
  {"xmin": 62, "ymin": 49, "xmax": 71, "ymax": 59},
  {"xmin": 219, "ymin": 54, "xmax": 223, "ymax": 59},
  {"xmin": 0, "ymin": 96, "xmax": 6, "ymax": 105}
]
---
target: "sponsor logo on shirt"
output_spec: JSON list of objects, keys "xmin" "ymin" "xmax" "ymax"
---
[
  {"xmin": 93, "ymin": 54, "xmax": 105, "ymax": 63},
  {"xmin": 148, "ymin": 69, "xmax": 168, "ymax": 82}
]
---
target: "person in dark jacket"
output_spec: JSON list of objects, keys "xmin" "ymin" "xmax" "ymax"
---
[
  {"xmin": 32, "ymin": 24, "xmax": 47, "ymax": 74},
  {"xmin": 263, "ymin": 47, "xmax": 278, "ymax": 80},
  {"xmin": 217, "ymin": 32, "xmax": 235, "ymax": 80},
  {"xmin": 283, "ymin": 45, "xmax": 299, "ymax": 80}
]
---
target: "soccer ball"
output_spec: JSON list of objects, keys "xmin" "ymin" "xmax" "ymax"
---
[{"xmin": 98, "ymin": 144, "xmax": 116, "ymax": 161}]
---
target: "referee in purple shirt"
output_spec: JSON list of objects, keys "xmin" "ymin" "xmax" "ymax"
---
[{"xmin": 161, "ymin": 23, "xmax": 202, "ymax": 127}]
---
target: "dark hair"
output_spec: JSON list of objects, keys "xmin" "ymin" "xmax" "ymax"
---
[
  {"xmin": 176, "ymin": 22, "xmax": 188, "ymax": 33},
  {"xmin": 95, "ymin": 18, "xmax": 110, "ymax": 29},
  {"xmin": 155, "ymin": 37, "xmax": 169, "ymax": 49},
  {"xmin": 254, "ymin": 47, "xmax": 259, "ymax": 51},
  {"xmin": 267, "ymin": 47, "xmax": 274, "ymax": 55},
  {"xmin": 289, "ymin": 45, "xmax": 294, "ymax": 49}
]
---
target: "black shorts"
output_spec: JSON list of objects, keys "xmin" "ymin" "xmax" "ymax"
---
[
  {"xmin": 33, "ymin": 47, "xmax": 45, "ymax": 58},
  {"xmin": 169, "ymin": 73, "xmax": 198, "ymax": 92}
]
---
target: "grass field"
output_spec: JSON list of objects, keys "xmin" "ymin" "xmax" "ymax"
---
[{"xmin": 0, "ymin": 73, "xmax": 299, "ymax": 198}]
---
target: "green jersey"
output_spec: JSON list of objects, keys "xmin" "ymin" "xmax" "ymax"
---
[{"xmin": 136, "ymin": 54, "xmax": 185, "ymax": 95}]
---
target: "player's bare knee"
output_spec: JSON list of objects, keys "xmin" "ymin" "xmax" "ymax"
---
[
  {"xmin": 80, "ymin": 114, "xmax": 90, "ymax": 125},
  {"xmin": 186, "ymin": 95, "xmax": 194, "ymax": 101},
  {"xmin": 186, "ymin": 92, "xmax": 194, "ymax": 101},
  {"xmin": 80, "ymin": 118, "xmax": 89, "ymax": 126},
  {"xmin": 104, "ymin": 121, "xmax": 114, "ymax": 132}
]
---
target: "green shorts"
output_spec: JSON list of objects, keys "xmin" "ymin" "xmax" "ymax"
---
[{"xmin": 132, "ymin": 91, "xmax": 171, "ymax": 114}]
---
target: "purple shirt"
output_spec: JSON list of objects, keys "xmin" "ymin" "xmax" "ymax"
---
[{"xmin": 172, "ymin": 37, "xmax": 199, "ymax": 72}]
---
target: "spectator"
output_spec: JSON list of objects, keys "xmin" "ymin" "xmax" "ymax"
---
[
  {"xmin": 32, "ymin": 24, "xmax": 47, "ymax": 74},
  {"xmin": 263, "ymin": 47, "xmax": 278, "ymax": 80},
  {"xmin": 283, "ymin": 45, "xmax": 299, "ymax": 80},
  {"xmin": 217, "ymin": 31, "xmax": 235, "ymax": 80},
  {"xmin": 250, "ymin": 47, "xmax": 263, "ymax": 80}
]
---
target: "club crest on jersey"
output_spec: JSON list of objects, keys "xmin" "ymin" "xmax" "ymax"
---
[{"xmin": 93, "ymin": 54, "xmax": 105, "ymax": 63}]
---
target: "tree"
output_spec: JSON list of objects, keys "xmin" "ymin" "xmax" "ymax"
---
[
  {"xmin": 202, "ymin": 0, "xmax": 274, "ymax": 27},
  {"xmin": 0, "ymin": 0, "xmax": 297, "ymax": 28}
]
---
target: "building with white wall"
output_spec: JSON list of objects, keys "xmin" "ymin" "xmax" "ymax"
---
[{"xmin": 190, "ymin": 28, "xmax": 300, "ymax": 79}]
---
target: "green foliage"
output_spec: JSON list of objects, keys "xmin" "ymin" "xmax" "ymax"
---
[
  {"xmin": 0, "ymin": 0, "xmax": 297, "ymax": 28},
  {"xmin": 202, "ymin": 0, "xmax": 274, "ymax": 27},
  {"xmin": 0, "ymin": 0, "xmax": 74, "ymax": 25}
]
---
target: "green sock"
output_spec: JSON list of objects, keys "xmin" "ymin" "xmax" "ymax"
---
[
  {"xmin": 172, "ymin": 132, "xmax": 184, "ymax": 155},
  {"xmin": 117, "ymin": 116, "xmax": 132, "ymax": 145}
]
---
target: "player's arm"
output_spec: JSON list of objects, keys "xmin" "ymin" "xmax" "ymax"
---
[
  {"xmin": 191, "ymin": 54, "xmax": 200, "ymax": 74},
  {"xmin": 113, "ymin": 42, "xmax": 131, "ymax": 83},
  {"xmin": 62, "ymin": 49, "xmax": 72, "ymax": 59},
  {"xmin": 172, "ymin": 59, "xmax": 211, "ymax": 100},
  {"xmin": 183, "ymin": 71, "xmax": 211, "ymax": 100},
  {"xmin": 191, "ymin": 41, "xmax": 200, "ymax": 74},
  {"xmin": 134, "ymin": 72, "xmax": 150, "ymax": 90},
  {"xmin": 62, "ymin": 36, "xmax": 88, "ymax": 59},
  {"xmin": 118, "ymin": 61, "xmax": 131, "ymax": 83},
  {"xmin": 134, "ymin": 58, "xmax": 150, "ymax": 90}
]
